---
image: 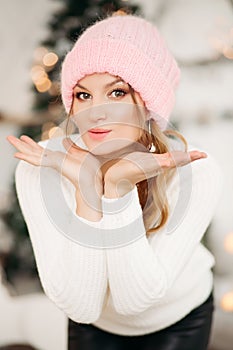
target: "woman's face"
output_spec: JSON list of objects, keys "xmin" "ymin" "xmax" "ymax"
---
[{"xmin": 71, "ymin": 73, "xmax": 146, "ymax": 156}]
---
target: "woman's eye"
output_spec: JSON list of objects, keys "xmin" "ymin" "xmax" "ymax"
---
[
  {"xmin": 75, "ymin": 92, "xmax": 91, "ymax": 101},
  {"xmin": 110, "ymin": 89, "xmax": 127, "ymax": 98}
]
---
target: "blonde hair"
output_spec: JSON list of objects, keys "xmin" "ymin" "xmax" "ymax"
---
[{"xmin": 129, "ymin": 88, "xmax": 188, "ymax": 238}]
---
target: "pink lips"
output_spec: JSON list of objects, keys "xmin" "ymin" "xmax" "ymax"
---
[{"xmin": 88, "ymin": 128, "xmax": 112, "ymax": 140}]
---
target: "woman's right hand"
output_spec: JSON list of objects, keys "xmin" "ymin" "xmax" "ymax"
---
[
  {"xmin": 7, "ymin": 134, "xmax": 105, "ymax": 221},
  {"xmin": 6, "ymin": 134, "xmax": 103, "ymax": 192}
]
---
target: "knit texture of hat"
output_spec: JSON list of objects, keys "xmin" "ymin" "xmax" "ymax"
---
[{"xmin": 61, "ymin": 14, "xmax": 180, "ymax": 131}]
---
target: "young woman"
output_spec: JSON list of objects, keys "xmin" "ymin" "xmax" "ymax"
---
[{"xmin": 7, "ymin": 12, "xmax": 223, "ymax": 350}]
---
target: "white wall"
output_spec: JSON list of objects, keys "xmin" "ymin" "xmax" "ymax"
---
[
  {"xmin": 0, "ymin": 0, "xmax": 62, "ymax": 208},
  {"xmin": 0, "ymin": 0, "xmax": 61, "ymax": 114}
]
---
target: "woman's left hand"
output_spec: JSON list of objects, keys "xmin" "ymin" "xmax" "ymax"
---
[{"xmin": 104, "ymin": 149, "xmax": 208, "ymax": 198}]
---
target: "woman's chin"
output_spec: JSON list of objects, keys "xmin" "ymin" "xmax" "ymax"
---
[
  {"xmin": 89, "ymin": 144, "xmax": 135, "ymax": 159},
  {"xmin": 84, "ymin": 137, "xmax": 139, "ymax": 157},
  {"xmin": 89, "ymin": 146, "xmax": 118, "ymax": 157}
]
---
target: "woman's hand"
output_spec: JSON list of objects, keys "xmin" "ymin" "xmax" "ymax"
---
[
  {"xmin": 7, "ymin": 134, "xmax": 59, "ymax": 168},
  {"xmin": 6, "ymin": 135, "xmax": 104, "ymax": 220},
  {"xmin": 7, "ymin": 135, "xmax": 92, "ymax": 187},
  {"xmin": 104, "ymin": 149, "xmax": 208, "ymax": 198}
]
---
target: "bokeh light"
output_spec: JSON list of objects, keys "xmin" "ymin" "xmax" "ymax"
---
[
  {"xmin": 223, "ymin": 46, "xmax": 233, "ymax": 59},
  {"xmin": 224, "ymin": 232, "xmax": 233, "ymax": 253},
  {"xmin": 30, "ymin": 65, "xmax": 47, "ymax": 83},
  {"xmin": 220, "ymin": 291, "xmax": 233, "ymax": 312},
  {"xmin": 43, "ymin": 52, "xmax": 58, "ymax": 67},
  {"xmin": 35, "ymin": 78, "xmax": 52, "ymax": 92},
  {"xmin": 48, "ymin": 126, "xmax": 64, "ymax": 138}
]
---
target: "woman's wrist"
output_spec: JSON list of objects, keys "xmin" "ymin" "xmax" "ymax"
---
[
  {"xmin": 75, "ymin": 179, "xmax": 103, "ymax": 222},
  {"xmin": 75, "ymin": 190, "xmax": 102, "ymax": 221}
]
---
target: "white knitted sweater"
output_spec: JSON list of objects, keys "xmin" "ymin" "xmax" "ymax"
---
[{"xmin": 14, "ymin": 134, "xmax": 223, "ymax": 336}]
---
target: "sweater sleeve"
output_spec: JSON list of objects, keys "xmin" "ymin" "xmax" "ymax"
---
[
  {"xmin": 15, "ymin": 159, "xmax": 107, "ymax": 324},
  {"xmin": 103, "ymin": 150, "xmax": 223, "ymax": 315}
]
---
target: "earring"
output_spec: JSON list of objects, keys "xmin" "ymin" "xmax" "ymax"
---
[{"xmin": 148, "ymin": 119, "xmax": 156, "ymax": 152}]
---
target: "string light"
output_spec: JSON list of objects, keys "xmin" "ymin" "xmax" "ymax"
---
[
  {"xmin": 43, "ymin": 52, "xmax": 59, "ymax": 67},
  {"xmin": 30, "ymin": 64, "xmax": 51, "ymax": 92},
  {"xmin": 35, "ymin": 78, "xmax": 52, "ymax": 93},
  {"xmin": 220, "ymin": 291, "xmax": 233, "ymax": 312},
  {"xmin": 42, "ymin": 122, "xmax": 55, "ymax": 132},
  {"xmin": 48, "ymin": 126, "xmax": 64, "ymax": 138},
  {"xmin": 41, "ymin": 122, "xmax": 55, "ymax": 141},
  {"xmin": 223, "ymin": 46, "xmax": 233, "ymax": 59},
  {"xmin": 30, "ymin": 65, "xmax": 47, "ymax": 83},
  {"xmin": 112, "ymin": 9, "xmax": 128, "ymax": 16},
  {"xmin": 224, "ymin": 232, "xmax": 233, "ymax": 253},
  {"xmin": 32, "ymin": 47, "xmax": 59, "ymax": 93}
]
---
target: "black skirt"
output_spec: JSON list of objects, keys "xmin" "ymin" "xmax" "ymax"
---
[{"xmin": 68, "ymin": 291, "xmax": 214, "ymax": 350}]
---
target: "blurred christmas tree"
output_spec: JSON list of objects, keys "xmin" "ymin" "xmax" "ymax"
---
[{"xmin": 1, "ymin": 0, "xmax": 141, "ymax": 290}]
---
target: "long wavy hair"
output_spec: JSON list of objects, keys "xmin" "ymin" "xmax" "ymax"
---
[
  {"xmin": 128, "ymin": 88, "xmax": 188, "ymax": 238},
  {"xmin": 64, "ymin": 83, "xmax": 188, "ymax": 239}
]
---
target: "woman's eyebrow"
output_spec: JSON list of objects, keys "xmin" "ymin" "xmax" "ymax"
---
[{"xmin": 75, "ymin": 78, "xmax": 127, "ymax": 90}]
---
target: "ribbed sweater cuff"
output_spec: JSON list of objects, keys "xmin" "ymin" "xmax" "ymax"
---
[
  {"xmin": 102, "ymin": 186, "xmax": 143, "ymax": 227},
  {"xmin": 75, "ymin": 186, "xmax": 144, "ymax": 227},
  {"xmin": 75, "ymin": 186, "xmax": 146, "ymax": 248},
  {"xmin": 75, "ymin": 214, "xmax": 104, "ymax": 227}
]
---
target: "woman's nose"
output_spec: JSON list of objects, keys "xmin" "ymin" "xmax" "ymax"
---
[{"xmin": 89, "ymin": 103, "xmax": 108, "ymax": 122}]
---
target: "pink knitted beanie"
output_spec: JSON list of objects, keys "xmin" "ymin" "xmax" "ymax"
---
[{"xmin": 61, "ymin": 14, "xmax": 180, "ymax": 130}]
